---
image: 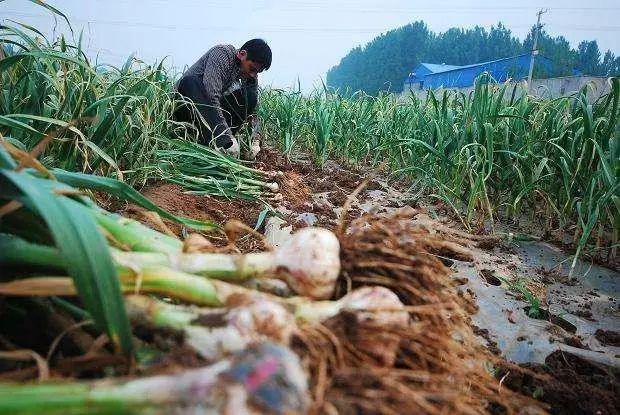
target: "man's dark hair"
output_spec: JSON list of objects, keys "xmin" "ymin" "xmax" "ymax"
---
[{"xmin": 240, "ymin": 39, "xmax": 272, "ymax": 70}]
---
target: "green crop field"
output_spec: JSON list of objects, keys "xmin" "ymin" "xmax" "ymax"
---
[{"xmin": 260, "ymin": 79, "xmax": 619, "ymax": 267}]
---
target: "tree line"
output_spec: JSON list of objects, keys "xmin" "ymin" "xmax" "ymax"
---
[{"xmin": 326, "ymin": 21, "xmax": 620, "ymax": 95}]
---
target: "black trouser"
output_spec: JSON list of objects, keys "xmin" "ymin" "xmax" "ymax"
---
[{"xmin": 173, "ymin": 75, "xmax": 258, "ymax": 148}]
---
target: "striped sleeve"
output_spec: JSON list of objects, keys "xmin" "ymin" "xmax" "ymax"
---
[{"xmin": 201, "ymin": 46, "xmax": 236, "ymax": 146}]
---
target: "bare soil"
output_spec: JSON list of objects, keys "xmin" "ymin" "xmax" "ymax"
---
[
  {"xmin": 127, "ymin": 182, "xmax": 265, "ymax": 232},
  {"xmin": 123, "ymin": 147, "xmax": 381, "ymax": 243},
  {"xmin": 499, "ymin": 351, "xmax": 619, "ymax": 415}
]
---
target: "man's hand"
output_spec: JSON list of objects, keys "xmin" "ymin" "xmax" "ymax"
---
[
  {"xmin": 214, "ymin": 132, "xmax": 240, "ymax": 158},
  {"xmin": 223, "ymin": 136, "xmax": 240, "ymax": 158}
]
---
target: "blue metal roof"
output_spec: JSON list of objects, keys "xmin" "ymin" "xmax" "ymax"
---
[
  {"xmin": 426, "ymin": 53, "xmax": 534, "ymax": 75},
  {"xmin": 405, "ymin": 54, "xmax": 554, "ymax": 90},
  {"xmin": 419, "ymin": 63, "xmax": 463, "ymax": 74}
]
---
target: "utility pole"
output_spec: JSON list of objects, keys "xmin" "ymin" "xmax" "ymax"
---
[{"xmin": 527, "ymin": 9, "xmax": 547, "ymax": 86}]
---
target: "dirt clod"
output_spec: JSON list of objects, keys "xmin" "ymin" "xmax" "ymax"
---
[
  {"xmin": 595, "ymin": 329, "xmax": 620, "ymax": 347},
  {"xmin": 502, "ymin": 351, "xmax": 619, "ymax": 415}
]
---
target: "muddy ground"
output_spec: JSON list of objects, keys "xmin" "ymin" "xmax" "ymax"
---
[
  {"xmin": 124, "ymin": 148, "xmax": 380, "ymax": 233},
  {"xmin": 118, "ymin": 146, "xmax": 619, "ymax": 414}
]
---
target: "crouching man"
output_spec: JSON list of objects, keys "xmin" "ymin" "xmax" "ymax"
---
[{"xmin": 174, "ymin": 39, "xmax": 271, "ymax": 159}]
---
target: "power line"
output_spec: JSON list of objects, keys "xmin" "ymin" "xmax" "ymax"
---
[
  {"xmin": 4, "ymin": 5, "xmax": 620, "ymax": 20},
  {"xmin": 54, "ymin": 0, "xmax": 620, "ymax": 9},
  {"xmin": 270, "ymin": 5, "xmax": 620, "ymax": 12},
  {"xmin": 3, "ymin": 12, "xmax": 620, "ymax": 34},
  {"xmin": 109, "ymin": 0, "xmax": 619, "ymax": 12}
]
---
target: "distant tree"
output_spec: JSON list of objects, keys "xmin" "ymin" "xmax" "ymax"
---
[
  {"xmin": 327, "ymin": 21, "xmax": 432, "ymax": 94},
  {"xmin": 576, "ymin": 40, "xmax": 602, "ymax": 75},
  {"xmin": 327, "ymin": 21, "xmax": 617, "ymax": 94},
  {"xmin": 601, "ymin": 50, "xmax": 620, "ymax": 76},
  {"xmin": 487, "ymin": 23, "xmax": 522, "ymax": 61}
]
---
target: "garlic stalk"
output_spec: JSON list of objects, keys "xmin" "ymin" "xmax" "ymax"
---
[
  {"xmin": 113, "ymin": 226, "xmax": 341, "ymax": 299},
  {"xmin": 0, "ymin": 342, "xmax": 309, "ymax": 415}
]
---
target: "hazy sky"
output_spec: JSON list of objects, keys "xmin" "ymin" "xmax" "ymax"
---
[{"xmin": 2, "ymin": 0, "xmax": 619, "ymax": 90}]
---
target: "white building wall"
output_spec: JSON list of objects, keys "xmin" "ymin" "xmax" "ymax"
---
[{"xmin": 402, "ymin": 76, "xmax": 612, "ymax": 103}]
